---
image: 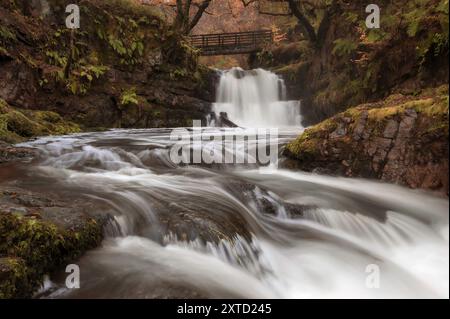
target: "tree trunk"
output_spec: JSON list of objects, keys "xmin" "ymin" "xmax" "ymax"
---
[
  {"xmin": 64, "ymin": 30, "xmax": 75, "ymax": 80},
  {"xmin": 173, "ymin": 0, "xmax": 212, "ymax": 35},
  {"xmin": 316, "ymin": 0, "xmax": 338, "ymax": 48},
  {"xmin": 189, "ymin": 0, "xmax": 212, "ymax": 33},
  {"xmin": 287, "ymin": 0, "xmax": 317, "ymax": 44}
]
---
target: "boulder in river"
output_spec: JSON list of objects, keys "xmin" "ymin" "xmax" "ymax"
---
[{"xmin": 0, "ymin": 186, "xmax": 107, "ymax": 298}]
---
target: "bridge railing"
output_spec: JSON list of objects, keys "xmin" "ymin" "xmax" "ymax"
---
[{"xmin": 190, "ymin": 30, "xmax": 273, "ymax": 56}]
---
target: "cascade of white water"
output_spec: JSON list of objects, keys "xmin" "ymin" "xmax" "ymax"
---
[
  {"xmin": 17, "ymin": 68, "xmax": 448, "ymax": 299},
  {"xmin": 20, "ymin": 130, "xmax": 449, "ymax": 299},
  {"xmin": 212, "ymin": 67, "xmax": 303, "ymax": 128}
]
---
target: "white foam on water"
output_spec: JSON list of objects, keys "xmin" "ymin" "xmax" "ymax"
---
[
  {"xmin": 212, "ymin": 68, "xmax": 302, "ymax": 128},
  {"xmin": 18, "ymin": 66, "xmax": 447, "ymax": 299}
]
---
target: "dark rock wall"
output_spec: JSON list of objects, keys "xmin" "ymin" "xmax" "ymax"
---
[{"xmin": 0, "ymin": 0, "xmax": 216, "ymax": 133}]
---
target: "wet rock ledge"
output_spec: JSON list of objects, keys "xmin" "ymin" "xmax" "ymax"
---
[
  {"xmin": 0, "ymin": 142, "xmax": 36, "ymax": 164},
  {"xmin": 283, "ymin": 85, "xmax": 449, "ymax": 195},
  {"xmin": 0, "ymin": 187, "xmax": 106, "ymax": 298}
]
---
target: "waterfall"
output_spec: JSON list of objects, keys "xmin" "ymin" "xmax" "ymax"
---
[
  {"xmin": 13, "ymin": 72, "xmax": 447, "ymax": 298},
  {"xmin": 211, "ymin": 67, "xmax": 303, "ymax": 128}
]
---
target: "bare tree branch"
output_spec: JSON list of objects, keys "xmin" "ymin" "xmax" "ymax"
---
[
  {"xmin": 189, "ymin": 0, "xmax": 212, "ymax": 32},
  {"xmin": 254, "ymin": 0, "xmax": 340, "ymax": 48}
]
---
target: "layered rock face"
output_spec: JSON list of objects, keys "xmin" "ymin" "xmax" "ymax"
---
[{"xmin": 284, "ymin": 86, "xmax": 449, "ymax": 195}]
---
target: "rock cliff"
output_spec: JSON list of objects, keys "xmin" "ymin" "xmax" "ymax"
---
[
  {"xmin": 0, "ymin": 0, "xmax": 215, "ymax": 136},
  {"xmin": 284, "ymin": 86, "xmax": 449, "ymax": 195}
]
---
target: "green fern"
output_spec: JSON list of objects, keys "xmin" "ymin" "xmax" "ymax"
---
[
  {"xmin": 332, "ymin": 39, "xmax": 358, "ymax": 57},
  {"xmin": 120, "ymin": 88, "xmax": 139, "ymax": 107}
]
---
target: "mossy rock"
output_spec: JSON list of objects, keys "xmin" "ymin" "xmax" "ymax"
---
[
  {"xmin": 0, "ymin": 99, "xmax": 9, "ymax": 115},
  {"xmin": 33, "ymin": 111, "xmax": 63, "ymax": 124},
  {"xmin": 0, "ymin": 99, "xmax": 81, "ymax": 143},
  {"xmin": 1, "ymin": 110, "xmax": 48, "ymax": 138},
  {"xmin": 0, "ymin": 212, "xmax": 103, "ymax": 298},
  {"xmin": 284, "ymin": 85, "xmax": 449, "ymax": 192},
  {"xmin": 286, "ymin": 117, "xmax": 338, "ymax": 159},
  {"xmin": 0, "ymin": 257, "xmax": 29, "ymax": 299}
]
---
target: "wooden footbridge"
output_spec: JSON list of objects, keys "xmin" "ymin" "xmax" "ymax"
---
[{"xmin": 190, "ymin": 30, "xmax": 273, "ymax": 56}]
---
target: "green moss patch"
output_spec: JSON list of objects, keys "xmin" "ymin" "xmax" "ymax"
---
[
  {"xmin": 0, "ymin": 99, "xmax": 80, "ymax": 144},
  {"xmin": 0, "ymin": 257, "xmax": 29, "ymax": 299},
  {"xmin": 286, "ymin": 85, "xmax": 449, "ymax": 160},
  {"xmin": 0, "ymin": 212, "xmax": 103, "ymax": 298}
]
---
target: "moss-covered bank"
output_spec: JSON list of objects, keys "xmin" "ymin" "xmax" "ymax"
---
[
  {"xmin": 1, "ymin": 99, "xmax": 80, "ymax": 144},
  {"xmin": 0, "ymin": 212, "xmax": 102, "ymax": 298},
  {"xmin": 0, "ymin": 0, "xmax": 215, "ymax": 133},
  {"xmin": 284, "ymin": 85, "xmax": 449, "ymax": 194}
]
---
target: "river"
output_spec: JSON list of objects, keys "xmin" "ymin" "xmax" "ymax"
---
[{"xmin": 10, "ymin": 68, "xmax": 450, "ymax": 298}]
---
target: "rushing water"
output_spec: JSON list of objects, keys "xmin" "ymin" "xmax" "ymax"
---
[
  {"xmin": 7, "ymin": 68, "xmax": 449, "ymax": 299},
  {"xmin": 211, "ymin": 67, "xmax": 302, "ymax": 127},
  {"xmin": 14, "ymin": 129, "xmax": 449, "ymax": 299}
]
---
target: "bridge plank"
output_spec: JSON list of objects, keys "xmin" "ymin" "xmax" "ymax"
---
[{"xmin": 190, "ymin": 30, "xmax": 273, "ymax": 56}]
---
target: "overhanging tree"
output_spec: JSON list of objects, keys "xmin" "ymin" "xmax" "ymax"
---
[
  {"xmin": 242, "ymin": 0, "xmax": 340, "ymax": 48},
  {"xmin": 144, "ymin": 0, "xmax": 213, "ymax": 35}
]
